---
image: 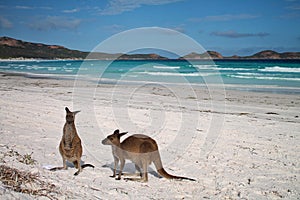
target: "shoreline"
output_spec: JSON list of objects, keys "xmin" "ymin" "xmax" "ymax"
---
[{"xmin": 1, "ymin": 70, "xmax": 300, "ymax": 96}]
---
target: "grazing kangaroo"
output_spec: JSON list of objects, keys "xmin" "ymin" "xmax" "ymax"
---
[
  {"xmin": 102, "ymin": 129, "xmax": 195, "ymax": 182},
  {"xmin": 50, "ymin": 107, "xmax": 94, "ymax": 176}
]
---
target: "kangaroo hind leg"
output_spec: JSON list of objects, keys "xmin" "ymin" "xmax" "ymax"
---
[{"xmin": 73, "ymin": 159, "xmax": 82, "ymax": 176}]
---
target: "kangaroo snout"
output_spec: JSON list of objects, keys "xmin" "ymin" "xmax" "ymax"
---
[{"xmin": 102, "ymin": 138, "xmax": 110, "ymax": 145}]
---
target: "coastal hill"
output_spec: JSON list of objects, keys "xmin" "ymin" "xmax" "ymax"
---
[
  {"xmin": 181, "ymin": 50, "xmax": 300, "ymax": 60},
  {"xmin": 180, "ymin": 51, "xmax": 224, "ymax": 59},
  {"xmin": 0, "ymin": 36, "xmax": 167, "ymax": 60},
  {"xmin": 0, "ymin": 36, "xmax": 87, "ymax": 59},
  {"xmin": 1, "ymin": 36, "xmax": 300, "ymax": 60},
  {"xmin": 244, "ymin": 50, "xmax": 300, "ymax": 59}
]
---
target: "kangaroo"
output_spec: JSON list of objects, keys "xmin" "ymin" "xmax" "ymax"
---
[
  {"xmin": 102, "ymin": 129, "xmax": 195, "ymax": 182},
  {"xmin": 50, "ymin": 107, "xmax": 94, "ymax": 176}
]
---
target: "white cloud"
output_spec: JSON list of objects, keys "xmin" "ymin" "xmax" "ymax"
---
[
  {"xmin": 15, "ymin": 5, "xmax": 52, "ymax": 10},
  {"xmin": 15, "ymin": 5, "xmax": 33, "ymax": 9},
  {"xmin": 63, "ymin": 8, "xmax": 79, "ymax": 13},
  {"xmin": 189, "ymin": 14, "xmax": 259, "ymax": 22},
  {"xmin": 211, "ymin": 31, "xmax": 269, "ymax": 38},
  {"xmin": 100, "ymin": 0, "xmax": 184, "ymax": 15},
  {"xmin": 286, "ymin": 5, "xmax": 300, "ymax": 10},
  {"xmin": 103, "ymin": 24, "xmax": 125, "ymax": 33},
  {"xmin": 0, "ymin": 16, "xmax": 13, "ymax": 29},
  {"xmin": 29, "ymin": 16, "xmax": 82, "ymax": 31},
  {"xmin": 167, "ymin": 24, "xmax": 185, "ymax": 33}
]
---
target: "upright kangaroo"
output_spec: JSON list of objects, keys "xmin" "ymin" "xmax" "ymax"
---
[
  {"xmin": 50, "ymin": 107, "xmax": 94, "ymax": 175},
  {"xmin": 102, "ymin": 129, "xmax": 195, "ymax": 182}
]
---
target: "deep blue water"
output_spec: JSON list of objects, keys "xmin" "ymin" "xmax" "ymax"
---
[{"xmin": 1, "ymin": 59, "xmax": 299, "ymax": 93}]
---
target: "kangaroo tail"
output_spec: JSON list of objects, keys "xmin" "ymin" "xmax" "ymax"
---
[
  {"xmin": 49, "ymin": 167, "xmax": 64, "ymax": 171},
  {"xmin": 81, "ymin": 163, "xmax": 94, "ymax": 169},
  {"xmin": 157, "ymin": 167, "xmax": 196, "ymax": 181},
  {"xmin": 49, "ymin": 164, "xmax": 94, "ymax": 171},
  {"xmin": 153, "ymin": 152, "xmax": 196, "ymax": 182}
]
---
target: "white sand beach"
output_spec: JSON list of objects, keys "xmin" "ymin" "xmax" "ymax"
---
[{"xmin": 0, "ymin": 73, "xmax": 299, "ymax": 199}]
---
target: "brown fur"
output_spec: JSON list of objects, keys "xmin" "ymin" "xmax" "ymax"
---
[
  {"xmin": 51, "ymin": 107, "xmax": 94, "ymax": 175},
  {"xmin": 102, "ymin": 129, "xmax": 195, "ymax": 182}
]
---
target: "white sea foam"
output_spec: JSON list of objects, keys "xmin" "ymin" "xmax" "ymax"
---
[
  {"xmin": 192, "ymin": 64, "xmax": 219, "ymax": 70},
  {"xmin": 79, "ymin": 67, "xmax": 88, "ymax": 71},
  {"xmin": 218, "ymin": 68, "xmax": 252, "ymax": 71},
  {"xmin": 229, "ymin": 75, "xmax": 300, "ymax": 81},
  {"xmin": 47, "ymin": 67, "xmax": 57, "ymax": 71},
  {"xmin": 26, "ymin": 65, "xmax": 45, "ymax": 70},
  {"xmin": 259, "ymin": 66, "xmax": 300, "ymax": 73},
  {"xmin": 193, "ymin": 64, "xmax": 219, "ymax": 67},
  {"xmin": 136, "ymin": 71, "xmax": 217, "ymax": 77},
  {"xmin": 0, "ymin": 66, "xmax": 11, "ymax": 69},
  {"xmin": 153, "ymin": 66, "xmax": 180, "ymax": 69},
  {"xmin": 228, "ymin": 75, "xmax": 253, "ymax": 79},
  {"xmin": 64, "ymin": 69, "xmax": 74, "ymax": 72},
  {"xmin": 236, "ymin": 72, "xmax": 263, "ymax": 76},
  {"xmin": 193, "ymin": 65, "xmax": 251, "ymax": 71}
]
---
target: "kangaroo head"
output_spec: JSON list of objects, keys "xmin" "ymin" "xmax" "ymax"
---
[
  {"xmin": 102, "ymin": 129, "xmax": 128, "ymax": 146},
  {"xmin": 65, "ymin": 107, "xmax": 80, "ymax": 124}
]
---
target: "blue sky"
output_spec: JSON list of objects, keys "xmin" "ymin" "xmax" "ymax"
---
[{"xmin": 0, "ymin": 0, "xmax": 300, "ymax": 56}]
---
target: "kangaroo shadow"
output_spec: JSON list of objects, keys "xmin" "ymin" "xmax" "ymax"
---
[
  {"xmin": 65, "ymin": 160, "xmax": 87, "ymax": 168},
  {"xmin": 102, "ymin": 162, "xmax": 161, "ymax": 178}
]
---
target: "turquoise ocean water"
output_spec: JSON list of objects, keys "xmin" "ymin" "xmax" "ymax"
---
[{"xmin": 1, "ymin": 59, "xmax": 299, "ymax": 94}]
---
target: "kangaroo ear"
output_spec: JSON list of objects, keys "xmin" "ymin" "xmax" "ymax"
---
[
  {"xmin": 65, "ymin": 107, "xmax": 71, "ymax": 113},
  {"xmin": 73, "ymin": 110, "xmax": 80, "ymax": 115},
  {"xmin": 119, "ymin": 132, "xmax": 128, "ymax": 138},
  {"xmin": 113, "ymin": 129, "xmax": 120, "ymax": 135}
]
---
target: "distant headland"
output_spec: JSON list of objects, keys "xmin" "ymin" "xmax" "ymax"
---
[{"xmin": 1, "ymin": 36, "xmax": 300, "ymax": 60}]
